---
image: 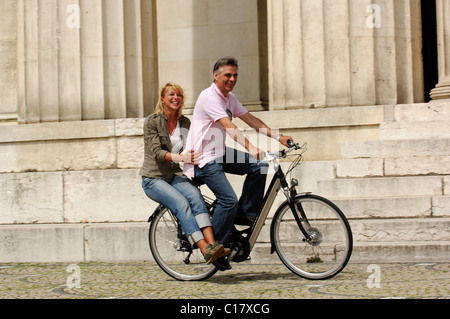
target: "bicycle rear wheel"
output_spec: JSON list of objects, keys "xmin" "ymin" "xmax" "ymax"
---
[
  {"xmin": 271, "ymin": 194, "xmax": 352, "ymax": 280},
  {"xmin": 148, "ymin": 206, "xmax": 218, "ymax": 281}
]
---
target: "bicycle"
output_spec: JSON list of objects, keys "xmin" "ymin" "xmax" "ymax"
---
[{"xmin": 148, "ymin": 142, "xmax": 353, "ymax": 281}]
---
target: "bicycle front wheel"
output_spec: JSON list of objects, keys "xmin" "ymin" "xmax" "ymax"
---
[
  {"xmin": 148, "ymin": 206, "xmax": 218, "ymax": 281},
  {"xmin": 271, "ymin": 194, "xmax": 352, "ymax": 280}
]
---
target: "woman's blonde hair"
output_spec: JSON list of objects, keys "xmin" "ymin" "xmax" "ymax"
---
[{"xmin": 155, "ymin": 82, "xmax": 185, "ymax": 120}]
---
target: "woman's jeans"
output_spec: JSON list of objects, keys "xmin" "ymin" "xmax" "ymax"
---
[
  {"xmin": 142, "ymin": 175, "xmax": 211, "ymax": 244},
  {"xmin": 194, "ymin": 148, "xmax": 268, "ymax": 246}
]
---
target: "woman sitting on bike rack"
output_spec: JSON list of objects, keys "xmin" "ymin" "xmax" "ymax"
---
[{"xmin": 140, "ymin": 82, "xmax": 230, "ymax": 265}]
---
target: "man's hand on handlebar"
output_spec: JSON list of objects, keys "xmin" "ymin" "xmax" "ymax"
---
[{"xmin": 279, "ymin": 135, "xmax": 294, "ymax": 147}]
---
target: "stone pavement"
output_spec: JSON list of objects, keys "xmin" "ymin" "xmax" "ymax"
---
[{"xmin": 0, "ymin": 261, "xmax": 448, "ymax": 300}]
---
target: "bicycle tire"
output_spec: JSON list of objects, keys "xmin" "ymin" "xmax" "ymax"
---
[
  {"xmin": 270, "ymin": 194, "xmax": 352, "ymax": 280},
  {"xmin": 148, "ymin": 206, "xmax": 218, "ymax": 281}
]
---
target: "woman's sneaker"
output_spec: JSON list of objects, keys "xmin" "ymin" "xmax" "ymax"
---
[
  {"xmin": 211, "ymin": 241, "xmax": 231, "ymax": 258},
  {"xmin": 210, "ymin": 241, "xmax": 232, "ymax": 271},
  {"xmin": 204, "ymin": 242, "xmax": 225, "ymax": 264},
  {"xmin": 220, "ymin": 247, "xmax": 231, "ymax": 258}
]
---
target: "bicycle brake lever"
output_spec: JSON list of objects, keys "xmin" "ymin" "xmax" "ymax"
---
[{"xmin": 287, "ymin": 139, "xmax": 295, "ymax": 148}]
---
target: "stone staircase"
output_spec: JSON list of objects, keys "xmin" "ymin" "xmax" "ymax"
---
[
  {"xmin": 304, "ymin": 102, "xmax": 450, "ymax": 262},
  {"xmin": 1, "ymin": 103, "xmax": 449, "ymax": 264}
]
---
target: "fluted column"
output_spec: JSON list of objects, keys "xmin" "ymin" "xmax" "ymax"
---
[
  {"xmin": 267, "ymin": 0, "xmax": 424, "ymax": 110},
  {"xmin": 430, "ymin": 0, "xmax": 450, "ymax": 100},
  {"xmin": 0, "ymin": 0, "xmax": 18, "ymax": 120},
  {"xmin": 17, "ymin": 0, "xmax": 158, "ymax": 124}
]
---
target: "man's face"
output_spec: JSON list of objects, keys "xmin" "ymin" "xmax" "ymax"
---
[{"xmin": 214, "ymin": 65, "xmax": 238, "ymax": 97}]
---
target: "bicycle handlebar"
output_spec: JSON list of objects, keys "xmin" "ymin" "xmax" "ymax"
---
[
  {"xmin": 287, "ymin": 139, "xmax": 296, "ymax": 148},
  {"xmin": 259, "ymin": 141, "xmax": 303, "ymax": 164}
]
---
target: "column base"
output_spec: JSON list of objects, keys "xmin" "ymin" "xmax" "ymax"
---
[{"xmin": 430, "ymin": 84, "xmax": 450, "ymax": 100}]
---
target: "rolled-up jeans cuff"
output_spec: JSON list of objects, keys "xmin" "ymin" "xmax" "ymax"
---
[
  {"xmin": 189, "ymin": 231, "xmax": 204, "ymax": 245},
  {"xmin": 195, "ymin": 213, "xmax": 212, "ymax": 229}
]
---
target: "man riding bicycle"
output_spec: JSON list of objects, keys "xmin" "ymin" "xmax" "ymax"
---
[{"xmin": 183, "ymin": 56, "xmax": 293, "ymax": 270}]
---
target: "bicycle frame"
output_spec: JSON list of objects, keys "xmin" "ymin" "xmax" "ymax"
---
[
  {"xmin": 230, "ymin": 145, "xmax": 312, "ymax": 260},
  {"xmin": 148, "ymin": 143, "xmax": 311, "ymax": 262},
  {"xmin": 247, "ymin": 169, "xmax": 281, "ymax": 251}
]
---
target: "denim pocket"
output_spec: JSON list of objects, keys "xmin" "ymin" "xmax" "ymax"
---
[
  {"xmin": 195, "ymin": 160, "xmax": 222, "ymax": 178},
  {"xmin": 203, "ymin": 160, "xmax": 217, "ymax": 168},
  {"xmin": 142, "ymin": 176, "xmax": 154, "ymax": 188}
]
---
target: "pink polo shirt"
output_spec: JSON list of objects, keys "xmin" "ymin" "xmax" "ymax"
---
[{"xmin": 183, "ymin": 83, "xmax": 248, "ymax": 177}]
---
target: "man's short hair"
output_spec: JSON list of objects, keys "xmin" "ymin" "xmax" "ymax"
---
[{"xmin": 213, "ymin": 56, "xmax": 239, "ymax": 75}]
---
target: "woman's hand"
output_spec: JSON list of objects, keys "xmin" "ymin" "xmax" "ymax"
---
[
  {"xmin": 181, "ymin": 150, "xmax": 203, "ymax": 164},
  {"xmin": 169, "ymin": 150, "xmax": 202, "ymax": 164}
]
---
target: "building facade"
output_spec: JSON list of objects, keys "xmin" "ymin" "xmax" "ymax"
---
[
  {"xmin": 0, "ymin": 0, "xmax": 449, "ymax": 263},
  {"xmin": 1, "ymin": 0, "xmax": 449, "ymax": 123}
]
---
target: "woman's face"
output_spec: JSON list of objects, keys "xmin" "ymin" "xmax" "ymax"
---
[{"xmin": 162, "ymin": 88, "xmax": 183, "ymax": 112}]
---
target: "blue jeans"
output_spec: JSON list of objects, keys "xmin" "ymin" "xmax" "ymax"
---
[
  {"xmin": 194, "ymin": 148, "xmax": 268, "ymax": 246},
  {"xmin": 142, "ymin": 175, "xmax": 211, "ymax": 244}
]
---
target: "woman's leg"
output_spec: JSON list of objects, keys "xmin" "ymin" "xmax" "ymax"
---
[
  {"xmin": 142, "ymin": 176, "xmax": 225, "ymax": 261},
  {"xmin": 171, "ymin": 175, "xmax": 215, "ymax": 245},
  {"xmin": 142, "ymin": 177, "xmax": 204, "ymax": 245},
  {"xmin": 171, "ymin": 175, "xmax": 231, "ymax": 260}
]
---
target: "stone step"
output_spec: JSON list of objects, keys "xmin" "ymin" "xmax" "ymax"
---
[
  {"xmin": 332, "ymin": 196, "xmax": 445, "ymax": 219},
  {"xmin": 2, "ymin": 220, "xmax": 449, "ymax": 263},
  {"xmin": 336, "ymin": 155, "xmax": 450, "ymax": 178},
  {"xmin": 0, "ymin": 169, "xmax": 157, "ymax": 225},
  {"xmin": 349, "ymin": 218, "xmax": 450, "ymax": 242},
  {"xmin": 380, "ymin": 120, "xmax": 450, "ymax": 140},
  {"xmin": 258, "ymin": 217, "xmax": 450, "ymax": 244},
  {"xmin": 393, "ymin": 101, "xmax": 450, "ymax": 123},
  {"xmin": 252, "ymin": 241, "xmax": 450, "ymax": 263},
  {"xmin": 0, "ymin": 222, "xmax": 150, "ymax": 263},
  {"xmin": 341, "ymin": 139, "xmax": 450, "ymax": 159},
  {"xmin": 350, "ymin": 241, "xmax": 450, "ymax": 263},
  {"xmin": 317, "ymin": 176, "xmax": 446, "ymax": 199},
  {"xmin": 383, "ymin": 156, "xmax": 450, "ymax": 176},
  {"xmin": 269, "ymin": 195, "xmax": 450, "ymax": 220}
]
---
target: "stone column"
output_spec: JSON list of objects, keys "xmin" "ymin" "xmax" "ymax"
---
[
  {"xmin": 16, "ymin": 0, "xmax": 158, "ymax": 124},
  {"xmin": 267, "ymin": 0, "xmax": 424, "ymax": 110},
  {"xmin": 0, "ymin": 0, "xmax": 18, "ymax": 122},
  {"xmin": 430, "ymin": 0, "xmax": 450, "ymax": 100}
]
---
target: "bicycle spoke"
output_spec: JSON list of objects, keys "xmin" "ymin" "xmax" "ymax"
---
[
  {"xmin": 271, "ymin": 195, "xmax": 352, "ymax": 280},
  {"xmin": 149, "ymin": 207, "xmax": 217, "ymax": 281}
]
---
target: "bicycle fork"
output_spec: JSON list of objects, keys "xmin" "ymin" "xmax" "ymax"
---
[
  {"xmin": 269, "ymin": 176, "xmax": 314, "ymax": 254},
  {"xmin": 286, "ymin": 191, "xmax": 314, "ymax": 239}
]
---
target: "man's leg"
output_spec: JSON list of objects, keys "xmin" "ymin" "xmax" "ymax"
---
[
  {"xmin": 222, "ymin": 148, "xmax": 268, "ymax": 219},
  {"xmin": 194, "ymin": 161, "xmax": 238, "ymax": 247}
]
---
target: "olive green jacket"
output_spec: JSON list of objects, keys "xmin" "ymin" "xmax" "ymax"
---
[{"xmin": 140, "ymin": 113, "xmax": 190, "ymax": 182}]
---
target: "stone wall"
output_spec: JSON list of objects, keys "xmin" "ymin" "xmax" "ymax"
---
[
  {"xmin": 2, "ymin": 101, "xmax": 449, "ymax": 263},
  {"xmin": 1, "ymin": 0, "xmax": 450, "ymax": 263},
  {"xmin": 0, "ymin": 106, "xmax": 383, "ymax": 224}
]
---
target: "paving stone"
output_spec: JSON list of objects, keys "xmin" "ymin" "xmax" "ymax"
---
[{"xmin": 0, "ymin": 261, "xmax": 448, "ymax": 300}]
